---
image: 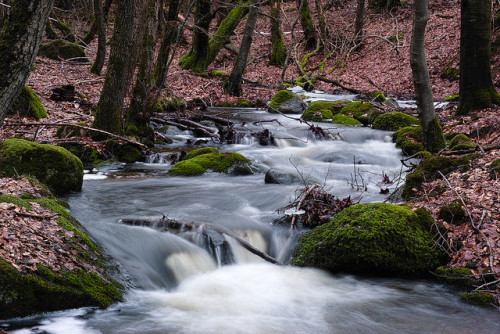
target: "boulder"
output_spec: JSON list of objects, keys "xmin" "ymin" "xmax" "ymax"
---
[
  {"xmin": 264, "ymin": 168, "xmax": 301, "ymax": 184},
  {"xmin": 393, "ymin": 126, "xmax": 424, "ymax": 156},
  {"xmin": 372, "ymin": 111, "xmax": 419, "ymax": 131},
  {"xmin": 291, "ymin": 203, "xmax": 444, "ymax": 276},
  {"xmin": 269, "ymin": 90, "xmax": 306, "ymax": 114},
  {"xmin": 331, "ymin": 114, "xmax": 362, "ymax": 126},
  {"xmin": 0, "ymin": 139, "xmax": 83, "ymax": 194},
  {"xmin": 39, "ymin": 39, "xmax": 88, "ymax": 62}
]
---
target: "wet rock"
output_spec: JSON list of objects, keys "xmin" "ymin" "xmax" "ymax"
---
[
  {"xmin": 268, "ymin": 90, "xmax": 306, "ymax": 114},
  {"xmin": 264, "ymin": 168, "xmax": 301, "ymax": 184}
]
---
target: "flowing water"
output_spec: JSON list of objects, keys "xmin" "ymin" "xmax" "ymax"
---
[{"xmin": 3, "ymin": 98, "xmax": 500, "ymax": 333}]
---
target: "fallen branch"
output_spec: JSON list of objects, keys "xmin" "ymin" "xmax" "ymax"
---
[
  {"xmin": 290, "ymin": 184, "xmax": 320, "ymax": 231},
  {"xmin": 440, "ymin": 144, "xmax": 500, "ymax": 156},
  {"xmin": 313, "ymin": 75, "xmax": 361, "ymax": 94}
]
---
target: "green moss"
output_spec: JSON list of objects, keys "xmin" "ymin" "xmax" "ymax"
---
[
  {"xmin": 440, "ymin": 63, "xmax": 459, "ymax": 81},
  {"xmin": 39, "ymin": 40, "xmax": 88, "ymax": 62},
  {"xmin": 457, "ymin": 86, "xmax": 500, "ymax": 115},
  {"xmin": 291, "ymin": 203, "xmax": 444, "ymax": 276},
  {"xmin": 269, "ymin": 90, "xmax": 295, "ymax": 109},
  {"xmin": 57, "ymin": 143, "xmax": 103, "ymax": 168},
  {"xmin": 0, "ymin": 139, "xmax": 83, "ymax": 194},
  {"xmin": 438, "ymin": 200, "xmax": 467, "ymax": 225},
  {"xmin": 210, "ymin": 70, "xmax": 228, "ymax": 78},
  {"xmin": 306, "ymin": 100, "xmax": 350, "ymax": 114},
  {"xmin": 154, "ymin": 95, "xmax": 187, "ymax": 113},
  {"xmin": 10, "ymin": 85, "xmax": 47, "ymax": 120},
  {"xmin": 435, "ymin": 266, "xmax": 476, "ymax": 286},
  {"xmin": 302, "ymin": 108, "xmax": 333, "ymax": 122},
  {"xmin": 393, "ymin": 126, "xmax": 424, "ymax": 156},
  {"xmin": 449, "ymin": 134, "xmax": 473, "ymax": 151},
  {"xmin": 269, "ymin": 32, "xmax": 286, "ymax": 67},
  {"xmin": 105, "ymin": 141, "xmax": 143, "ymax": 163},
  {"xmin": 236, "ymin": 99, "xmax": 252, "ymax": 107},
  {"xmin": 331, "ymin": 114, "xmax": 362, "ymax": 126},
  {"xmin": 372, "ymin": 112, "xmax": 419, "ymax": 131},
  {"xmin": 339, "ymin": 101, "xmax": 375, "ymax": 125},
  {"xmin": 403, "ymin": 154, "xmax": 477, "ymax": 200},
  {"xmin": 490, "ymin": 159, "xmax": 500, "ymax": 179},
  {"xmin": 461, "ymin": 291, "xmax": 495, "ymax": 305},
  {"xmin": 445, "ymin": 94, "xmax": 459, "ymax": 102},
  {"xmin": 0, "ymin": 194, "xmax": 32, "ymax": 210},
  {"xmin": 365, "ymin": 91, "xmax": 386, "ymax": 102},
  {"xmin": 184, "ymin": 147, "xmax": 219, "ymax": 160},
  {"xmin": 168, "ymin": 150, "xmax": 250, "ymax": 176},
  {"xmin": 53, "ymin": 18, "xmax": 76, "ymax": 43}
]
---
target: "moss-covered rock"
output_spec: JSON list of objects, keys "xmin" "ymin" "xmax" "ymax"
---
[
  {"xmin": 372, "ymin": 112, "xmax": 419, "ymax": 131},
  {"xmin": 340, "ymin": 101, "xmax": 373, "ymax": 117},
  {"xmin": 449, "ymin": 134, "xmax": 475, "ymax": 151},
  {"xmin": 441, "ymin": 62, "xmax": 459, "ymax": 81},
  {"xmin": 305, "ymin": 99, "xmax": 349, "ymax": 115},
  {"xmin": 364, "ymin": 91, "xmax": 386, "ymax": 102},
  {"xmin": 154, "ymin": 94, "xmax": 187, "ymax": 113},
  {"xmin": 39, "ymin": 39, "xmax": 88, "ymax": 62},
  {"xmin": 105, "ymin": 141, "xmax": 143, "ymax": 163},
  {"xmin": 331, "ymin": 114, "xmax": 362, "ymax": 126},
  {"xmin": 403, "ymin": 154, "xmax": 477, "ymax": 200},
  {"xmin": 393, "ymin": 126, "xmax": 424, "ymax": 156},
  {"xmin": 291, "ymin": 203, "xmax": 444, "ymax": 276},
  {"xmin": 0, "ymin": 197, "xmax": 122, "ymax": 319},
  {"xmin": 438, "ymin": 200, "xmax": 467, "ymax": 225},
  {"xmin": 269, "ymin": 90, "xmax": 305, "ymax": 114},
  {"xmin": 0, "ymin": 139, "xmax": 83, "ymax": 194},
  {"xmin": 434, "ymin": 266, "xmax": 477, "ymax": 286},
  {"xmin": 168, "ymin": 149, "xmax": 250, "ymax": 176},
  {"xmin": 58, "ymin": 143, "xmax": 104, "ymax": 168},
  {"xmin": 236, "ymin": 98, "xmax": 252, "ymax": 107},
  {"xmin": 10, "ymin": 85, "xmax": 47, "ymax": 120},
  {"xmin": 490, "ymin": 159, "xmax": 500, "ymax": 179},
  {"xmin": 461, "ymin": 291, "xmax": 495, "ymax": 305},
  {"xmin": 301, "ymin": 108, "xmax": 333, "ymax": 122}
]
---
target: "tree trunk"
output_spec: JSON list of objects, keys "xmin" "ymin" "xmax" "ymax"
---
[
  {"xmin": 0, "ymin": 0, "xmax": 55, "ymax": 125},
  {"xmin": 177, "ymin": 0, "xmax": 212, "ymax": 73},
  {"xmin": 125, "ymin": 0, "xmax": 160, "ymax": 141},
  {"xmin": 297, "ymin": 0, "xmax": 317, "ymax": 49},
  {"xmin": 314, "ymin": 0, "xmax": 328, "ymax": 46},
  {"xmin": 223, "ymin": 0, "xmax": 259, "ymax": 96},
  {"xmin": 354, "ymin": 0, "xmax": 365, "ymax": 44},
  {"xmin": 410, "ymin": 0, "xmax": 445, "ymax": 153},
  {"xmin": 457, "ymin": 0, "xmax": 500, "ymax": 115},
  {"xmin": 92, "ymin": 0, "xmax": 145, "ymax": 135},
  {"xmin": 368, "ymin": 0, "xmax": 402, "ymax": 11},
  {"xmin": 269, "ymin": 0, "xmax": 286, "ymax": 66},
  {"xmin": 153, "ymin": 0, "xmax": 180, "ymax": 87},
  {"xmin": 82, "ymin": 0, "xmax": 113, "ymax": 45},
  {"xmin": 89, "ymin": 0, "xmax": 107, "ymax": 75}
]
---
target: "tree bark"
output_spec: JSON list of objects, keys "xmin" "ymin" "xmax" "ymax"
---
[
  {"xmin": 354, "ymin": 0, "xmax": 365, "ymax": 44},
  {"xmin": 297, "ymin": 0, "xmax": 317, "ymax": 49},
  {"xmin": 177, "ymin": 0, "xmax": 212, "ymax": 73},
  {"xmin": 125, "ymin": 0, "xmax": 160, "ymax": 141},
  {"xmin": 82, "ymin": 0, "xmax": 113, "ymax": 45},
  {"xmin": 457, "ymin": 0, "xmax": 500, "ymax": 115},
  {"xmin": 269, "ymin": 0, "xmax": 286, "ymax": 66},
  {"xmin": 410, "ymin": 0, "xmax": 444, "ymax": 153},
  {"xmin": 92, "ymin": 0, "xmax": 146, "ymax": 135},
  {"xmin": 89, "ymin": 0, "xmax": 107, "ymax": 75},
  {"xmin": 223, "ymin": 0, "xmax": 259, "ymax": 96},
  {"xmin": 0, "ymin": 0, "xmax": 55, "ymax": 125}
]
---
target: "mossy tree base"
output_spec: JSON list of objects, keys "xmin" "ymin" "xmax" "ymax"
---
[
  {"xmin": 10, "ymin": 85, "xmax": 47, "ymax": 120},
  {"xmin": 457, "ymin": 86, "xmax": 500, "ymax": 115}
]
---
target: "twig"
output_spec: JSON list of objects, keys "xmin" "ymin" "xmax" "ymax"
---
[{"xmin": 290, "ymin": 184, "xmax": 320, "ymax": 232}]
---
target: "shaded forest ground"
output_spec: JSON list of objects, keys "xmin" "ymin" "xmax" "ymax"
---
[{"xmin": 1, "ymin": 1, "xmax": 500, "ymax": 305}]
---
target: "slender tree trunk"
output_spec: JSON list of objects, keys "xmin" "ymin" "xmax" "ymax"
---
[
  {"xmin": 297, "ymin": 0, "xmax": 317, "ymax": 49},
  {"xmin": 410, "ymin": 0, "xmax": 444, "ymax": 153},
  {"xmin": 457, "ymin": 0, "xmax": 500, "ymax": 115},
  {"xmin": 354, "ymin": 0, "xmax": 365, "ymax": 44},
  {"xmin": 125, "ymin": 0, "xmax": 160, "ymax": 141},
  {"xmin": 82, "ymin": 0, "xmax": 113, "ymax": 45},
  {"xmin": 269, "ymin": 0, "xmax": 286, "ymax": 66},
  {"xmin": 314, "ymin": 0, "xmax": 328, "ymax": 45},
  {"xmin": 177, "ymin": 0, "xmax": 212, "ymax": 73},
  {"xmin": 92, "ymin": 0, "xmax": 145, "ymax": 135},
  {"xmin": 89, "ymin": 0, "xmax": 106, "ymax": 75},
  {"xmin": 223, "ymin": 0, "xmax": 259, "ymax": 96},
  {"xmin": 0, "ymin": 0, "xmax": 55, "ymax": 125},
  {"xmin": 153, "ymin": 0, "xmax": 180, "ymax": 87}
]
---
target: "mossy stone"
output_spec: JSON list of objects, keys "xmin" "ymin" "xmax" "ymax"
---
[
  {"xmin": 340, "ymin": 101, "xmax": 373, "ymax": 117},
  {"xmin": 57, "ymin": 143, "xmax": 103, "ymax": 168},
  {"xmin": 435, "ymin": 266, "xmax": 476, "ymax": 286},
  {"xmin": 490, "ymin": 159, "xmax": 500, "ymax": 179},
  {"xmin": 461, "ymin": 291, "xmax": 495, "ymax": 305},
  {"xmin": 291, "ymin": 203, "xmax": 444, "ymax": 276},
  {"xmin": 365, "ymin": 91, "xmax": 386, "ymax": 102},
  {"xmin": 168, "ymin": 150, "xmax": 250, "ymax": 176},
  {"xmin": 403, "ymin": 154, "xmax": 477, "ymax": 200},
  {"xmin": 372, "ymin": 112, "xmax": 419, "ymax": 131},
  {"xmin": 438, "ymin": 200, "xmax": 467, "ymax": 225},
  {"xmin": 331, "ymin": 114, "xmax": 362, "ymax": 126},
  {"xmin": 0, "ymin": 139, "xmax": 83, "ymax": 194},
  {"xmin": 305, "ymin": 100, "xmax": 349, "ymax": 114},
  {"xmin": 449, "ymin": 134, "xmax": 473, "ymax": 151},
  {"xmin": 393, "ymin": 126, "xmax": 424, "ymax": 156},
  {"xmin": 236, "ymin": 99, "xmax": 251, "ymax": 107},
  {"xmin": 105, "ymin": 141, "xmax": 143, "ymax": 163},
  {"xmin": 154, "ymin": 95, "xmax": 187, "ymax": 113},
  {"xmin": 269, "ymin": 90, "xmax": 305, "ymax": 114},
  {"xmin": 0, "ymin": 194, "xmax": 32, "ymax": 210},
  {"xmin": 301, "ymin": 108, "xmax": 333, "ymax": 122},
  {"xmin": 184, "ymin": 147, "xmax": 219, "ymax": 160},
  {"xmin": 10, "ymin": 85, "xmax": 47, "ymax": 120},
  {"xmin": 39, "ymin": 39, "xmax": 88, "ymax": 62}
]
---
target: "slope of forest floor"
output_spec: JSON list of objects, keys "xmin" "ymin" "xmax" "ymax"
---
[{"xmin": 0, "ymin": 1, "xmax": 499, "ymax": 306}]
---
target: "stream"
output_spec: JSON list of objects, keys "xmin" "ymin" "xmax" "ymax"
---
[{"xmin": 3, "ymin": 93, "xmax": 500, "ymax": 333}]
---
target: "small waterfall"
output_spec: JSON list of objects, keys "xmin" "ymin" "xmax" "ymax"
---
[{"xmin": 165, "ymin": 252, "xmax": 216, "ymax": 283}]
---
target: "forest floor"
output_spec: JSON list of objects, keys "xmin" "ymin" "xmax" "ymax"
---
[{"xmin": 1, "ymin": 1, "xmax": 500, "ymax": 306}]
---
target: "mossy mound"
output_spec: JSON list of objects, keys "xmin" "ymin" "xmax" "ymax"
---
[
  {"xmin": 441, "ymin": 63, "xmax": 459, "ymax": 81},
  {"xmin": 438, "ymin": 200, "xmax": 467, "ymax": 225},
  {"xmin": 364, "ymin": 91, "xmax": 386, "ymax": 102},
  {"xmin": 490, "ymin": 159, "xmax": 500, "ymax": 179},
  {"xmin": 331, "ymin": 114, "xmax": 362, "ymax": 126},
  {"xmin": 449, "ymin": 134, "xmax": 475, "ymax": 151},
  {"xmin": 105, "ymin": 141, "xmax": 143, "ymax": 163},
  {"xmin": 269, "ymin": 90, "xmax": 305, "ymax": 114},
  {"xmin": 154, "ymin": 94, "xmax": 187, "ymax": 113},
  {"xmin": 0, "ymin": 139, "xmax": 83, "ymax": 194},
  {"xmin": 291, "ymin": 203, "xmax": 443, "ymax": 276},
  {"xmin": 403, "ymin": 154, "xmax": 477, "ymax": 200},
  {"xmin": 445, "ymin": 94, "xmax": 459, "ymax": 102},
  {"xmin": 168, "ymin": 148, "xmax": 250, "ymax": 176},
  {"xmin": 372, "ymin": 112, "xmax": 419, "ymax": 131},
  {"xmin": 0, "ymin": 197, "xmax": 122, "ymax": 319},
  {"xmin": 301, "ymin": 108, "xmax": 333, "ymax": 122},
  {"xmin": 10, "ymin": 85, "xmax": 47, "ymax": 120},
  {"xmin": 393, "ymin": 126, "xmax": 424, "ymax": 156},
  {"xmin": 461, "ymin": 291, "xmax": 495, "ymax": 305},
  {"xmin": 39, "ymin": 40, "xmax": 88, "ymax": 62},
  {"xmin": 434, "ymin": 266, "xmax": 477, "ymax": 286},
  {"xmin": 339, "ymin": 101, "xmax": 378, "ymax": 125},
  {"xmin": 236, "ymin": 98, "xmax": 252, "ymax": 107},
  {"xmin": 210, "ymin": 70, "xmax": 228, "ymax": 78},
  {"xmin": 304, "ymin": 99, "xmax": 349, "ymax": 116},
  {"xmin": 58, "ymin": 143, "xmax": 104, "ymax": 168}
]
